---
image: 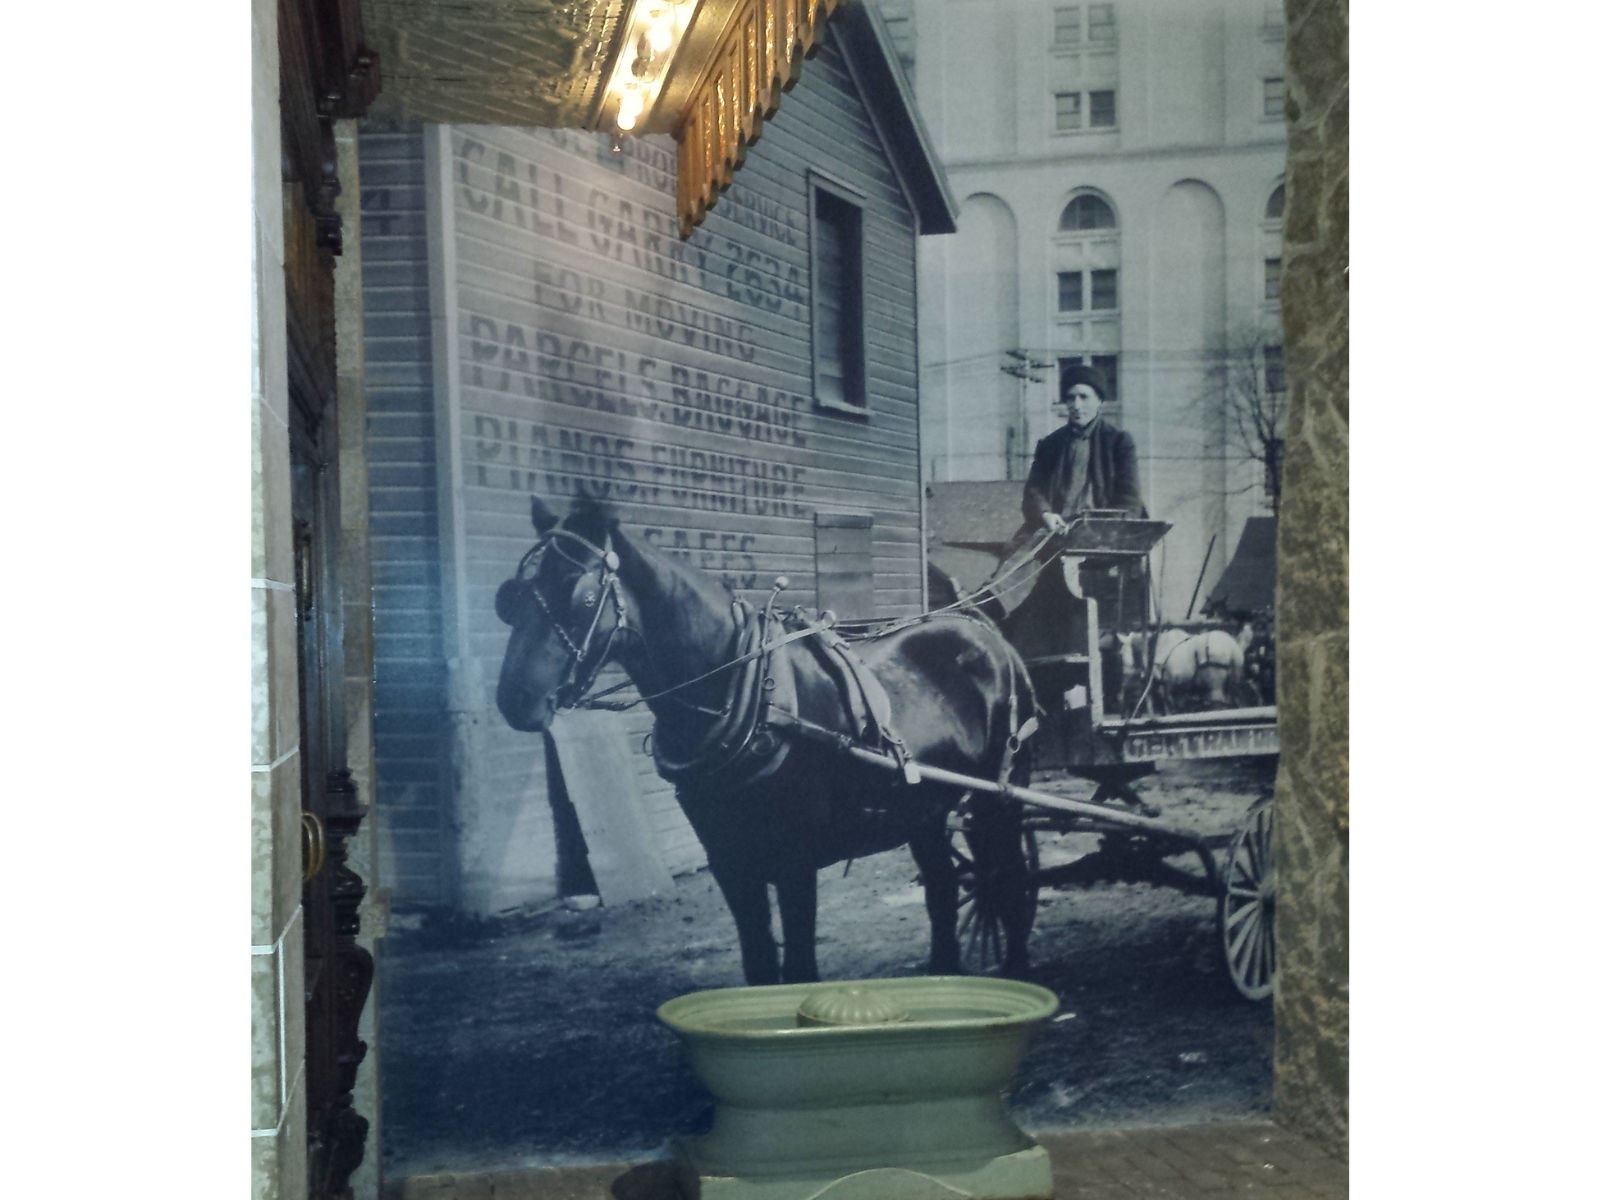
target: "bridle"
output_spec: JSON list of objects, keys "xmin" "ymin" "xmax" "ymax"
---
[{"xmin": 495, "ymin": 527, "xmax": 630, "ymax": 711}]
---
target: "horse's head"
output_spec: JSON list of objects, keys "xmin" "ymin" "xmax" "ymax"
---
[{"xmin": 495, "ymin": 497, "xmax": 629, "ymax": 732}]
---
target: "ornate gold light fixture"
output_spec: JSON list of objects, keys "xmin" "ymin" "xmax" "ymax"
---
[
  {"xmin": 603, "ymin": 0, "xmax": 701, "ymax": 136},
  {"xmin": 673, "ymin": 0, "xmax": 844, "ymax": 237},
  {"xmin": 601, "ymin": 0, "xmax": 848, "ymax": 237}
]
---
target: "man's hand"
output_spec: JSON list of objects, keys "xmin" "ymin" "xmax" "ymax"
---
[{"xmin": 1042, "ymin": 512, "xmax": 1070, "ymax": 536}]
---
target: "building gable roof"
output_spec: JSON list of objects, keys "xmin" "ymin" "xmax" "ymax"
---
[{"xmin": 831, "ymin": 2, "xmax": 959, "ymax": 235}]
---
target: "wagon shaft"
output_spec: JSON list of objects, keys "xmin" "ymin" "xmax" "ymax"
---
[{"xmin": 766, "ymin": 707, "xmax": 1211, "ymax": 848}]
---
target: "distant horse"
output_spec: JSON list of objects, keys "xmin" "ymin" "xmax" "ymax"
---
[
  {"xmin": 495, "ymin": 498, "xmax": 1039, "ymax": 984},
  {"xmin": 1116, "ymin": 628, "xmax": 1247, "ymax": 713}
]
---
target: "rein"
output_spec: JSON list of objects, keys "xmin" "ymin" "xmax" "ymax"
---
[
  {"xmin": 507, "ymin": 526, "xmax": 1068, "ymax": 717},
  {"xmin": 499, "ymin": 523, "xmax": 1043, "ymax": 792}
]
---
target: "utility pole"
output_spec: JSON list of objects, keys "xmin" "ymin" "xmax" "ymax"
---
[{"xmin": 1001, "ymin": 350, "xmax": 1049, "ymax": 480}]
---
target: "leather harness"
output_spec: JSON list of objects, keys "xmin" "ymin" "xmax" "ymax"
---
[{"xmin": 502, "ymin": 530, "xmax": 1039, "ymax": 795}]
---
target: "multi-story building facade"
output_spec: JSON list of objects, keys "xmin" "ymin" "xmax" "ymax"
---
[{"xmin": 905, "ymin": 0, "xmax": 1288, "ymax": 612}]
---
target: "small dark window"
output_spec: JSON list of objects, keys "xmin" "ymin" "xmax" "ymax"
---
[
  {"xmin": 1263, "ymin": 77, "xmax": 1286, "ymax": 118},
  {"xmin": 1060, "ymin": 193, "xmax": 1116, "ymax": 231},
  {"xmin": 1057, "ymin": 271, "xmax": 1084, "ymax": 312},
  {"xmin": 1264, "ymin": 257, "xmax": 1282, "ymax": 301},
  {"xmin": 1087, "ymin": 3, "xmax": 1115, "ymax": 40},
  {"xmin": 811, "ymin": 186, "xmax": 866, "ymax": 411},
  {"xmin": 1060, "ymin": 355, "xmax": 1119, "ymax": 404},
  {"xmin": 1091, "ymin": 268, "xmax": 1118, "ymax": 310},
  {"xmin": 1055, "ymin": 92, "xmax": 1082, "ymax": 131},
  {"xmin": 1266, "ymin": 183, "xmax": 1285, "ymax": 220},
  {"xmin": 1055, "ymin": 5, "xmax": 1080, "ymax": 43},
  {"xmin": 1264, "ymin": 345, "xmax": 1285, "ymax": 393},
  {"xmin": 1089, "ymin": 90, "xmax": 1116, "ymax": 127}
]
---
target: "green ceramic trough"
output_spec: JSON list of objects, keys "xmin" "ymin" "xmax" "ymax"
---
[{"xmin": 657, "ymin": 976, "xmax": 1059, "ymax": 1200}]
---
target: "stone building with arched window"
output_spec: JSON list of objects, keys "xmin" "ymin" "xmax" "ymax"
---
[{"xmin": 904, "ymin": 0, "xmax": 1290, "ymax": 613}]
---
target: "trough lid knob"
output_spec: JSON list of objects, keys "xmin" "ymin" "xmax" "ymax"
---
[{"xmin": 796, "ymin": 985, "xmax": 912, "ymax": 1028}]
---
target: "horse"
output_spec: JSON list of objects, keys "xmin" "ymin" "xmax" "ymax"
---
[
  {"xmin": 1116, "ymin": 628, "xmax": 1247, "ymax": 713},
  {"xmin": 494, "ymin": 497, "xmax": 1040, "ymax": 985}
]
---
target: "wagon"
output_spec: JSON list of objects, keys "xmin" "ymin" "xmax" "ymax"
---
[{"xmin": 941, "ymin": 515, "xmax": 1280, "ymax": 1001}]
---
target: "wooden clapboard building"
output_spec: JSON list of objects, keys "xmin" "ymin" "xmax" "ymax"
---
[{"xmin": 359, "ymin": 2, "xmax": 957, "ymax": 916}]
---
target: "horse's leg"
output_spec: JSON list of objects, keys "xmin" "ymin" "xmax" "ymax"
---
[
  {"xmin": 964, "ymin": 797, "xmax": 1032, "ymax": 979},
  {"xmin": 709, "ymin": 860, "xmax": 781, "ymax": 986},
  {"xmin": 909, "ymin": 814, "xmax": 962, "ymax": 975},
  {"xmin": 774, "ymin": 867, "xmax": 820, "ymax": 983}
]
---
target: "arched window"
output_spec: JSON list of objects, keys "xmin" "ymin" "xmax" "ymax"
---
[
  {"xmin": 1054, "ymin": 191, "xmax": 1121, "ymax": 406},
  {"xmin": 1059, "ymin": 193, "xmax": 1116, "ymax": 232},
  {"xmin": 1265, "ymin": 184, "xmax": 1285, "ymax": 220},
  {"xmin": 1262, "ymin": 183, "xmax": 1286, "ymax": 307}
]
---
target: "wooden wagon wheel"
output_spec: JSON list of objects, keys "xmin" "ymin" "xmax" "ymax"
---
[
  {"xmin": 1218, "ymin": 795, "xmax": 1275, "ymax": 1000},
  {"xmin": 951, "ymin": 825, "xmax": 1041, "ymax": 975}
]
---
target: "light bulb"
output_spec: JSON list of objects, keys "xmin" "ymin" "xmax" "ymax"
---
[
  {"xmin": 647, "ymin": 19, "xmax": 674, "ymax": 53},
  {"xmin": 616, "ymin": 88, "xmax": 644, "ymax": 131}
]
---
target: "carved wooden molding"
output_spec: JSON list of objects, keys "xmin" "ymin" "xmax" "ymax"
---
[{"xmin": 675, "ymin": 0, "xmax": 845, "ymax": 238}]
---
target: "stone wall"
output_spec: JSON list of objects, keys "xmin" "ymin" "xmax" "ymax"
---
[
  {"xmin": 1272, "ymin": 0, "xmax": 1348, "ymax": 1163},
  {"xmin": 251, "ymin": 0, "xmax": 310, "ymax": 1194}
]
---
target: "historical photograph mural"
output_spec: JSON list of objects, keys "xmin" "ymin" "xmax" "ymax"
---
[{"xmin": 357, "ymin": 0, "xmax": 1288, "ymax": 1181}]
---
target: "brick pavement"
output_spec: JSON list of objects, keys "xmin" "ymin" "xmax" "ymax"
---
[{"xmin": 381, "ymin": 1122, "xmax": 1347, "ymax": 1200}]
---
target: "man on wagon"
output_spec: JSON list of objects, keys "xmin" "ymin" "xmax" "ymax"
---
[
  {"xmin": 1021, "ymin": 362, "xmax": 1145, "ymax": 533},
  {"xmin": 1005, "ymin": 363, "xmax": 1148, "ymax": 750}
]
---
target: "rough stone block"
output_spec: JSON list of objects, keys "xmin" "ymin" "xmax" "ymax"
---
[
  {"xmin": 255, "ymin": 397, "xmax": 294, "ymax": 586},
  {"xmin": 1273, "ymin": 2, "xmax": 1349, "ymax": 1163},
  {"xmin": 270, "ymin": 586, "xmax": 302, "ymax": 764},
  {"xmin": 252, "ymin": 1129, "xmax": 281, "ymax": 1200},
  {"xmin": 1286, "ymin": 0, "xmax": 1347, "ymax": 113},
  {"xmin": 272, "ymin": 755, "xmax": 304, "ymax": 945},
  {"xmin": 252, "ymin": 1071, "xmax": 306, "ymax": 1200},
  {"xmin": 282, "ymin": 1070, "xmax": 309, "ymax": 1200},
  {"xmin": 252, "ymin": 0, "xmax": 284, "ymax": 266},
  {"xmin": 253, "ymin": 587, "xmax": 273, "ymax": 766},
  {"xmin": 252, "ymin": 949, "xmax": 281, "ymax": 1131},
  {"xmin": 252, "ymin": 765, "xmax": 277, "ymax": 945},
  {"xmin": 259, "ymin": 229, "xmax": 289, "ymax": 423},
  {"xmin": 279, "ymin": 906, "xmax": 306, "ymax": 1117}
]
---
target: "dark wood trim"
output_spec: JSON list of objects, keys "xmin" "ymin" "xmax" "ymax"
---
[
  {"xmin": 279, "ymin": 2, "xmax": 381, "ymax": 1196},
  {"xmin": 279, "ymin": 0, "xmax": 380, "ymax": 255}
]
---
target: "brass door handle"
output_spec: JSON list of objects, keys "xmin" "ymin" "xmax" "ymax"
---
[{"xmin": 301, "ymin": 811, "xmax": 326, "ymax": 882}]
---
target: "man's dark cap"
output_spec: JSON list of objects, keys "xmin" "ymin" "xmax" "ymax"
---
[{"xmin": 1059, "ymin": 364, "xmax": 1110, "ymax": 402}]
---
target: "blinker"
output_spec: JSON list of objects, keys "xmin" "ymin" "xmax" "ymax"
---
[
  {"xmin": 604, "ymin": 550, "xmax": 620, "ymax": 571},
  {"xmin": 495, "ymin": 578, "xmax": 539, "ymax": 627}
]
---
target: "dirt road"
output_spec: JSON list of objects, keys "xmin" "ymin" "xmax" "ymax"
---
[{"xmin": 377, "ymin": 759, "xmax": 1275, "ymax": 1178}]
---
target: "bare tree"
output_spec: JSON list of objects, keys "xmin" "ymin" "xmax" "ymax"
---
[
  {"xmin": 1230, "ymin": 332, "xmax": 1288, "ymax": 516},
  {"xmin": 1184, "ymin": 329, "xmax": 1289, "ymax": 516}
]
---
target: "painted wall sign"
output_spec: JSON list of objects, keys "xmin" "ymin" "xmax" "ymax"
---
[{"xmin": 400, "ymin": 42, "xmax": 924, "ymax": 915}]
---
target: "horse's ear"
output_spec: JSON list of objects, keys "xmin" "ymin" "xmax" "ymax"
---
[
  {"xmin": 530, "ymin": 495, "xmax": 560, "ymax": 535},
  {"xmin": 568, "ymin": 496, "xmax": 615, "ymax": 543}
]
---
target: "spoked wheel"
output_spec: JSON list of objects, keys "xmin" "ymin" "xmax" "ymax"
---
[
  {"xmin": 951, "ymin": 826, "xmax": 1040, "ymax": 975},
  {"xmin": 1218, "ymin": 795, "xmax": 1276, "ymax": 1000}
]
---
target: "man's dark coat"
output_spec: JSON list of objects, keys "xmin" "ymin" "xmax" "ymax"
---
[{"xmin": 1021, "ymin": 418, "xmax": 1145, "ymax": 528}]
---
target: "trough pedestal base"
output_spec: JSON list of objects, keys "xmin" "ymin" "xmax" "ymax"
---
[{"xmin": 671, "ymin": 1138, "xmax": 1053, "ymax": 1200}]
